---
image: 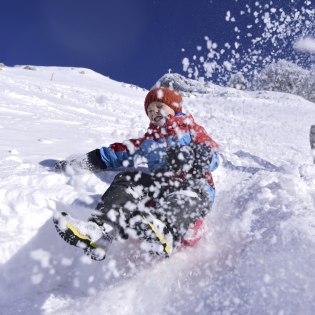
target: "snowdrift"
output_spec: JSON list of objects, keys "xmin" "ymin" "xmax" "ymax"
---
[{"xmin": 1, "ymin": 65, "xmax": 315, "ymax": 314}]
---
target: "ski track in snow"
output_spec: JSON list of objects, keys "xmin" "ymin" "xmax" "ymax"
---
[{"xmin": 1, "ymin": 66, "xmax": 315, "ymax": 314}]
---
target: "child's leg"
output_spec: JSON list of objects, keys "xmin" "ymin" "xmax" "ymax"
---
[
  {"xmin": 91, "ymin": 171, "xmax": 161, "ymax": 236},
  {"xmin": 91, "ymin": 171, "xmax": 177, "ymax": 256},
  {"xmin": 155, "ymin": 179, "xmax": 212, "ymax": 244},
  {"xmin": 53, "ymin": 171, "xmax": 161, "ymax": 260},
  {"xmin": 123, "ymin": 178, "xmax": 212, "ymax": 256}
]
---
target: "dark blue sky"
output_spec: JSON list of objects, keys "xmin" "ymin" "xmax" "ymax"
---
[{"xmin": 0, "ymin": 0, "xmax": 312, "ymax": 89}]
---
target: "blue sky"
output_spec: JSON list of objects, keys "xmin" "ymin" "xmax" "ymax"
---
[{"xmin": 0, "ymin": 0, "xmax": 312, "ymax": 89}]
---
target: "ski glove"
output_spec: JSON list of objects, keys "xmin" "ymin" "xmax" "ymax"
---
[
  {"xmin": 166, "ymin": 145, "xmax": 195, "ymax": 174},
  {"xmin": 191, "ymin": 144, "xmax": 214, "ymax": 176},
  {"xmin": 54, "ymin": 160, "xmax": 68, "ymax": 172},
  {"xmin": 166, "ymin": 143, "xmax": 215, "ymax": 176},
  {"xmin": 54, "ymin": 149, "xmax": 107, "ymax": 172}
]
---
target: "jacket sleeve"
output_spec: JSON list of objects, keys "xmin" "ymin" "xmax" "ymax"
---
[
  {"xmin": 99, "ymin": 143, "xmax": 133, "ymax": 169},
  {"xmin": 99, "ymin": 136, "xmax": 147, "ymax": 169}
]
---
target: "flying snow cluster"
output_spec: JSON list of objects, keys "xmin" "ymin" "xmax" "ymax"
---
[{"xmin": 181, "ymin": 0, "xmax": 315, "ymax": 96}]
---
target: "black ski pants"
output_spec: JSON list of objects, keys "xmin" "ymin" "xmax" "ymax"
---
[{"xmin": 92, "ymin": 171, "xmax": 212, "ymax": 246}]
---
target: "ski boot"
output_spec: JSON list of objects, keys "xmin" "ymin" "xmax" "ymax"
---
[
  {"xmin": 138, "ymin": 212, "xmax": 174, "ymax": 257},
  {"xmin": 53, "ymin": 212, "xmax": 116, "ymax": 261}
]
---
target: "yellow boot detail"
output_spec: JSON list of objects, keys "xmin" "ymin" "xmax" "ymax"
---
[
  {"xmin": 142, "ymin": 216, "xmax": 172, "ymax": 254},
  {"xmin": 66, "ymin": 223, "xmax": 107, "ymax": 250}
]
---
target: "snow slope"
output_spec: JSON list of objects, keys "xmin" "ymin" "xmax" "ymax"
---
[{"xmin": 1, "ymin": 65, "xmax": 315, "ymax": 315}]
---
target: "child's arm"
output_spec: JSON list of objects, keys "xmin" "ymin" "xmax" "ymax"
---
[{"xmin": 55, "ymin": 138, "xmax": 144, "ymax": 173}]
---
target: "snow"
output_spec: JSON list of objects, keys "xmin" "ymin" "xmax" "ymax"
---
[
  {"xmin": 294, "ymin": 36, "xmax": 315, "ymax": 54},
  {"xmin": 1, "ymin": 65, "xmax": 315, "ymax": 314},
  {"xmin": 183, "ymin": 1, "xmax": 315, "ymax": 84}
]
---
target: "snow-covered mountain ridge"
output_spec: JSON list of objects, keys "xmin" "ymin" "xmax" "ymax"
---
[{"xmin": 1, "ymin": 65, "xmax": 315, "ymax": 315}]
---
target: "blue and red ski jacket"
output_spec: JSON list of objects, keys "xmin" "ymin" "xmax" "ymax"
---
[{"xmin": 99, "ymin": 113, "xmax": 219, "ymax": 203}]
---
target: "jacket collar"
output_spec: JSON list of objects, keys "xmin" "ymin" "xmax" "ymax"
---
[{"xmin": 146, "ymin": 113, "xmax": 188, "ymax": 139}]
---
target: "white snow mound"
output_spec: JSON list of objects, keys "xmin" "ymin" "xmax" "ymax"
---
[{"xmin": 1, "ymin": 65, "xmax": 315, "ymax": 314}]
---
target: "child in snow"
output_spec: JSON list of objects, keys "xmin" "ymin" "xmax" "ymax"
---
[{"xmin": 53, "ymin": 87, "xmax": 219, "ymax": 260}]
